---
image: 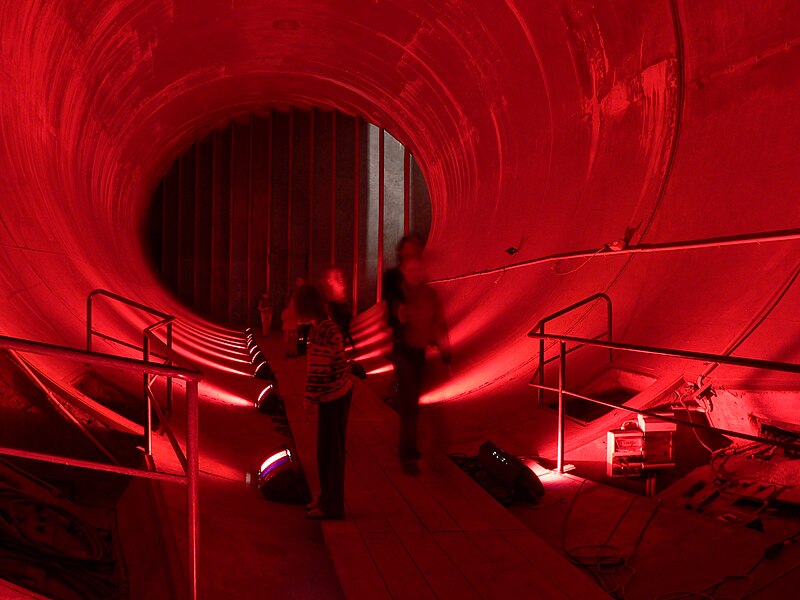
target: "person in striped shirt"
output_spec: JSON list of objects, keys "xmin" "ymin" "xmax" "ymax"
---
[{"xmin": 294, "ymin": 284, "xmax": 353, "ymax": 520}]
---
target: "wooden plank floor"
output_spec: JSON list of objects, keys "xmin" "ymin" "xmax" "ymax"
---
[{"xmin": 270, "ymin": 345, "xmax": 607, "ymax": 600}]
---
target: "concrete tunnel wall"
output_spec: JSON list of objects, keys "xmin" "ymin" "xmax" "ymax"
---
[{"xmin": 1, "ymin": 2, "xmax": 799, "ymax": 420}]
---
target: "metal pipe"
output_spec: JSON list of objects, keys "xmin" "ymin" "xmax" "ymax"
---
[
  {"xmin": 86, "ymin": 295, "xmax": 93, "ymax": 352},
  {"xmin": 186, "ymin": 380, "xmax": 200, "ymax": 600},
  {"xmin": 143, "ymin": 334, "xmax": 152, "ymax": 456},
  {"xmin": 88, "ymin": 289, "xmax": 174, "ymax": 319},
  {"xmin": 0, "ymin": 334, "xmax": 202, "ymax": 381},
  {"xmin": 146, "ymin": 387, "xmax": 188, "ymax": 474},
  {"xmin": 0, "ymin": 446, "xmax": 187, "ymax": 483},
  {"xmin": 538, "ymin": 323, "xmax": 544, "ymax": 407},
  {"xmin": 433, "ymin": 228, "xmax": 800, "ymax": 285},
  {"xmin": 85, "ymin": 332, "xmax": 141, "ymax": 354},
  {"xmin": 529, "ymin": 383, "xmax": 800, "ymax": 453},
  {"xmin": 557, "ymin": 341, "xmax": 566, "ymax": 473},
  {"xmin": 530, "ymin": 293, "xmax": 612, "ymax": 334},
  {"xmin": 528, "ymin": 332, "xmax": 800, "ymax": 375},
  {"xmin": 534, "ymin": 293, "xmax": 612, "ymax": 406},
  {"xmin": 538, "ymin": 333, "xmax": 611, "ymax": 368},
  {"xmin": 608, "ymin": 300, "xmax": 613, "ymax": 363}
]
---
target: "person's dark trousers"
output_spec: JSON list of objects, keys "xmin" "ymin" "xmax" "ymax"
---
[
  {"xmin": 316, "ymin": 390, "xmax": 352, "ymax": 517},
  {"xmin": 394, "ymin": 342, "xmax": 426, "ymax": 464}
]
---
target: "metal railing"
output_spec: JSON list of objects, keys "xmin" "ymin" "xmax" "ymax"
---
[
  {"xmin": 532, "ymin": 293, "xmax": 613, "ymax": 407},
  {"xmin": 527, "ymin": 330, "xmax": 800, "ymax": 473},
  {"xmin": 87, "ymin": 289, "xmax": 176, "ymax": 455},
  {"xmin": 0, "ymin": 333, "xmax": 201, "ymax": 599}
]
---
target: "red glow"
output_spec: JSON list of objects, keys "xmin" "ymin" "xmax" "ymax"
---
[
  {"xmin": 367, "ymin": 364, "xmax": 394, "ymax": 376},
  {"xmin": 200, "ymin": 381, "xmax": 260, "ymax": 408},
  {"xmin": 0, "ymin": 0, "xmax": 795, "ymax": 457}
]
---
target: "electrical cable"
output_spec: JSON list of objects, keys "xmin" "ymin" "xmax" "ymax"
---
[
  {"xmin": 561, "ymin": 479, "xmax": 661, "ymax": 599},
  {"xmin": 657, "ymin": 529, "xmax": 800, "ymax": 600},
  {"xmin": 700, "ymin": 259, "xmax": 800, "ymax": 382},
  {"xmin": 552, "ymin": 246, "xmax": 606, "ymax": 276},
  {"xmin": 674, "ymin": 390, "xmax": 717, "ymax": 455}
]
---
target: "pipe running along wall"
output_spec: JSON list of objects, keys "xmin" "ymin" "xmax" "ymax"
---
[{"xmin": 0, "ymin": 1, "xmax": 799, "ymax": 412}]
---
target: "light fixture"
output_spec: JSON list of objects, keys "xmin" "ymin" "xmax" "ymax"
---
[
  {"xmin": 259, "ymin": 447, "xmax": 291, "ymax": 477},
  {"xmin": 255, "ymin": 445, "xmax": 309, "ymax": 503},
  {"xmin": 254, "ymin": 361, "xmax": 275, "ymax": 381},
  {"xmin": 251, "ymin": 350, "xmax": 265, "ymax": 364},
  {"xmin": 256, "ymin": 383, "xmax": 282, "ymax": 414},
  {"xmin": 478, "ymin": 441, "xmax": 544, "ymax": 502}
]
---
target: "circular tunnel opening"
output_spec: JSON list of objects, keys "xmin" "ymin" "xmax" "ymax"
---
[{"xmin": 144, "ymin": 107, "xmax": 432, "ymax": 329}]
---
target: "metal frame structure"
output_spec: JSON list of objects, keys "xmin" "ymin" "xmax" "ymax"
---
[
  {"xmin": 87, "ymin": 288, "xmax": 176, "ymax": 455},
  {"xmin": 0, "ymin": 331, "xmax": 202, "ymax": 599},
  {"xmin": 528, "ymin": 328, "xmax": 800, "ymax": 473},
  {"xmin": 532, "ymin": 292, "xmax": 613, "ymax": 407}
]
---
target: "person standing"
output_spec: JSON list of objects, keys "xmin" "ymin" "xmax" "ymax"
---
[
  {"xmin": 257, "ymin": 291, "xmax": 273, "ymax": 337},
  {"xmin": 294, "ymin": 284, "xmax": 353, "ymax": 520},
  {"xmin": 389, "ymin": 250, "xmax": 451, "ymax": 476},
  {"xmin": 281, "ymin": 276, "xmax": 306, "ymax": 357},
  {"xmin": 322, "ymin": 266, "xmax": 354, "ymax": 350}
]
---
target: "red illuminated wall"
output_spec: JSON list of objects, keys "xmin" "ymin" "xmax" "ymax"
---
[{"xmin": 0, "ymin": 1, "xmax": 798, "ymax": 421}]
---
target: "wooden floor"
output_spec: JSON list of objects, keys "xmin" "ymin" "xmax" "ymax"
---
[{"xmin": 270, "ymin": 347, "xmax": 608, "ymax": 600}]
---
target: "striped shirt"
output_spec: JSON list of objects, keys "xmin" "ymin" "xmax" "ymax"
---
[{"xmin": 305, "ymin": 319, "xmax": 353, "ymax": 403}]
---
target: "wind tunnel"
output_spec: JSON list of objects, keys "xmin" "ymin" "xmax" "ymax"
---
[
  {"xmin": 0, "ymin": 0, "xmax": 800, "ymax": 528},
  {"xmin": 0, "ymin": 0, "xmax": 799, "ymax": 591},
  {"xmin": 2, "ymin": 0, "xmax": 798, "ymax": 424}
]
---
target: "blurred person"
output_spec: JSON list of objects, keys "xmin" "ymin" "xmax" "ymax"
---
[
  {"xmin": 389, "ymin": 251, "xmax": 451, "ymax": 476},
  {"xmin": 382, "ymin": 234, "xmax": 424, "ymax": 335},
  {"xmin": 281, "ymin": 301, "xmax": 298, "ymax": 357},
  {"xmin": 322, "ymin": 266, "xmax": 354, "ymax": 350},
  {"xmin": 257, "ymin": 291, "xmax": 273, "ymax": 337},
  {"xmin": 382, "ymin": 234, "xmax": 425, "ymax": 400},
  {"xmin": 281, "ymin": 276, "xmax": 306, "ymax": 357},
  {"xmin": 294, "ymin": 284, "xmax": 353, "ymax": 520}
]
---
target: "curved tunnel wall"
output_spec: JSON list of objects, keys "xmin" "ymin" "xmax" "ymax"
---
[{"xmin": 1, "ymin": 2, "xmax": 798, "ymax": 416}]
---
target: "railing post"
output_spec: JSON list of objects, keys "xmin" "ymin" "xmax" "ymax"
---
[
  {"xmin": 557, "ymin": 341, "xmax": 566, "ymax": 474},
  {"xmin": 538, "ymin": 323, "xmax": 545, "ymax": 407},
  {"xmin": 166, "ymin": 322, "xmax": 174, "ymax": 414},
  {"xmin": 86, "ymin": 296, "xmax": 93, "ymax": 352},
  {"xmin": 186, "ymin": 379, "xmax": 200, "ymax": 600},
  {"xmin": 143, "ymin": 335, "xmax": 152, "ymax": 456},
  {"xmin": 606, "ymin": 296, "xmax": 613, "ymax": 363}
]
